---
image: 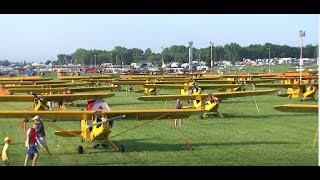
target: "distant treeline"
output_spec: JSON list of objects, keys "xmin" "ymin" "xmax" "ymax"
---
[{"xmin": 53, "ymin": 43, "xmax": 318, "ymax": 66}]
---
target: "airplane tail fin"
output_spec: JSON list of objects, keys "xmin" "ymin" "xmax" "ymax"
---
[{"xmin": 87, "ymin": 99, "xmax": 110, "ymax": 111}]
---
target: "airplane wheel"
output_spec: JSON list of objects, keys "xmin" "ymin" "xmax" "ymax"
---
[
  {"xmin": 81, "ymin": 139, "xmax": 84, "ymax": 143},
  {"xmin": 101, "ymin": 142, "xmax": 109, "ymax": 148},
  {"xmin": 118, "ymin": 144, "xmax": 124, "ymax": 153},
  {"xmin": 77, "ymin": 146, "xmax": 84, "ymax": 154},
  {"xmin": 93, "ymin": 144, "xmax": 100, "ymax": 149},
  {"xmin": 199, "ymin": 115, "xmax": 203, "ymax": 119}
]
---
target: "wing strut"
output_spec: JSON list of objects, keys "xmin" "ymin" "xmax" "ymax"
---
[{"xmin": 167, "ymin": 117, "xmax": 193, "ymax": 151}]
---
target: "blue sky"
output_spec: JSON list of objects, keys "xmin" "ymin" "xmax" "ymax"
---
[{"xmin": 0, "ymin": 14, "xmax": 318, "ymax": 63}]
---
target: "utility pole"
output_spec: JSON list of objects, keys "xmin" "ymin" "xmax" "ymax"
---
[
  {"xmin": 188, "ymin": 41, "xmax": 193, "ymax": 71},
  {"xmin": 94, "ymin": 54, "xmax": 97, "ymax": 68},
  {"xmin": 267, "ymin": 47, "xmax": 271, "ymax": 73},
  {"xmin": 299, "ymin": 30, "xmax": 306, "ymax": 84},
  {"xmin": 161, "ymin": 47, "xmax": 164, "ymax": 67},
  {"xmin": 210, "ymin": 41, "xmax": 214, "ymax": 73}
]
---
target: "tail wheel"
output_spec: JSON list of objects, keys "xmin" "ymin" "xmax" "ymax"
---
[
  {"xmin": 77, "ymin": 146, "xmax": 84, "ymax": 154},
  {"xmin": 118, "ymin": 144, "xmax": 125, "ymax": 153}
]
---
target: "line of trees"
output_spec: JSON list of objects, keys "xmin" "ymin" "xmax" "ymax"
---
[{"xmin": 53, "ymin": 43, "xmax": 318, "ymax": 66}]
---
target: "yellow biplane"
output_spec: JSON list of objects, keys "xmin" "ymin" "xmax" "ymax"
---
[
  {"xmin": 138, "ymin": 89, "xmax": 278, "ymax": 118},
  {"xmin": 0, "ymin": 108, "xmax": 205, "ymax": 153},
  {"xmin": 274, "ymin": 104, "xmax": 318, "ymax": 113}
]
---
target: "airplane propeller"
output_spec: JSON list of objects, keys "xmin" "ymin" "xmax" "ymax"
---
[
  {"xmin": 31, "ymin": 92, "xmax": 52, "ymax": 110},
  {"xmin": 86, "ymin": 114, "xmax": 126, "ymax": 129}
]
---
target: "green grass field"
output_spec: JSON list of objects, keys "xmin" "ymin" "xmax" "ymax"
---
[{"xmin": 0, "ymin": 64, "xmax": 318, "ymax": 166}]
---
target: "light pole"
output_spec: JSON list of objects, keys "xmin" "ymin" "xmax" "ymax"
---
[
  {"xmin": 188, "ymin": 41, "xmax": 193, "ymax": 71},
  {"xmin": 299, "ymin": 30, "xmax": 306, "ymax": 84},
  {"xmin": 94, "ymin": 54, "xmax": 97, "ymax": 68},
  {"xmin": 109, "ymin": 53, "xmax": 112, "ymax": 64},
  {"xmin": 210, "ymin": 41, "xmax": 213, "ymax": 73},
  {"xmin": 267, "ymin": 47, "xmax": 271, "ymax": 73},
  {"xmin": 161, "ymin": 46, "xmax": 164, "ymax": 67}
]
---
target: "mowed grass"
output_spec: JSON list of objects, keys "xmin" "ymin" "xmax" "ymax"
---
[{"xmin": 0, "ymin": 64, "xmax": 318, "ymax": 166}]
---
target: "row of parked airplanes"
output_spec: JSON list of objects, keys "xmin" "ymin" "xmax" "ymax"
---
[{"xmin": 0, "ymin": 71, "xmax": 318, "ymax": 153}]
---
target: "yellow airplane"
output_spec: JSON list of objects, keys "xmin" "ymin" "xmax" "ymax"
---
[
  {"xmin": 0, "ymin": 108, "xmax": 205, "ymax": 153},
  {"xmin": 0, "ymin": 80, "xmax": 71, "ymax": 86},
  {"xmin": 196, "ymin": 79, "xmax": 276, "ymax": 84},
  {"xmin": 57, "ymin": 75, "xmax": 118, "ymax": 80},
  {"xmin": 274, "ymin": 104, "xmax": 318, "ymax": 113},
  {"xmin": 2, "ymin": 82, "xmax": 90, "ymax": 89},
  {"xmin": 0, "ymin": 76, "xmax": 52, "ymax": 81},
  {"xmin": 142, "ymin": 83, "xmax": 245, "ymax": 95},
  {"xmin": 138, "ymin": 89, "xmax": 278, "ymax": 118},
  {"xmin": 220, "ymin": 74, "xmax": 275, "ymax": 81},
  {"xmin": 0, "ymin": 92, "xmax": 115, "ymax": 111},
  {"xmin": 6, "ymin": 85, "xmax": 119, "ymax": 94},
  {"xmin": 255, "ymin": 83, "xmax": 318, "ymax": 101},
  {"xmin": 260, "ymin": 76, "xmax": 318, "ymax": 84}
]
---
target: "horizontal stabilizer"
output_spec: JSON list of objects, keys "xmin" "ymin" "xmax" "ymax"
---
[{"xmin": 54, "ymin": 130, "xmax": 82, "ymax": 137}]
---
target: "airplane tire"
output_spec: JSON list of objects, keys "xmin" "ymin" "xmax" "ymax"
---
[
  {"xmin": 93, "ymin": 144, "xmax": 100, "ymax": 149},
  {"xmin": 101, "ymin": 142, "xmax": 109, "ymax": 148},
  {"xmin": 118, "ymin": 144, "xmax": 125, "ymax": 153},
  {"xmin": 77, "ymin": 146, "xmax": 84, "ymax": 154}
]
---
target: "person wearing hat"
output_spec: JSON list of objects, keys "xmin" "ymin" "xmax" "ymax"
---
[
  {"xmin": 24, "ymin": 122, "xmax": 39, "ymax": 166},
  {"xmin": 33, "ymin": 116, "xmax": 51, "ymax": 156},
  {"xmin": 2, "ymin": 137, "xmax": 12, "ymax": 166}
]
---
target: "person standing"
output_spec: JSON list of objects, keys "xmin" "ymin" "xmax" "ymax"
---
[
  {"xmin": 24, "ymin": 123, "xmax": 39, "ymax": 166},
  {"xmin": 173, "ymin": 99, "xmax": 183, "ymax": 126},
  {"xmin": 2, "ymin": 137, "xmax": 12, "ymax": 166},
  {"xmin": 33, "ymin": 116, "xmax": 51, "ymax": 156}
]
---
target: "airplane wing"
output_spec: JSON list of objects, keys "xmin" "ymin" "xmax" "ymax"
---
[
  {"xmin": 3, "ymin": 82, "xmax": 90, "ymax": 89},
  {"xmin": 138, "ymin": 89, "xmax": 278, "ymax": 101},
  {"xmin": 58, "ymin": 75, "xmax": 117, "ymax": 80},
  {"xmin": 69, "ymin": 86, "xmax": 119, "ymax": 92},
  {"xmin": 220, "ymin": 74, "xmax": 268, "ymax": 79},
  {"xmin": 260, "ymin": 76, "xmax": 318, "ymax": 80},
  {"xmin": 0, "ymin": 77, "xmax": 52, "ymax": 81},
  {"xmin": 255, "ymin": 83, "xmax": 318, "ymax": 88},
  {"xmin": 196, "ymin": 79, "xmax": 276, "ymax": 84},
  {"xmin": 0, "ymin": 81, "xmax": 34, "ymax": 85},
  {"xmin": 0, "ymin": 93, "xmax": 115, "ymax": 102},
  {"xmin": 81, "ymin": 79, "xmax": 113, "ymax": 83},
  {"xmin": 274, "ymin": 104, "xmax": 318, "ymax": 113},
  {"xmin": 143, "ymin": 84, "xmax": 244, "ymax": 89},
  {"xmin": 0, "ymin": 109, "xmax": 206, "ymax": 121},
  {"xmin": 7, "ymin": 86, "xmax": 119, "ymax": 94},
  {"xmin": 112, "ymin": 81, "xmax": 147, "ymax": 85},
  {"xmin": 35, "ymin": 80, "xmax": 71, "ymax": 84}
]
